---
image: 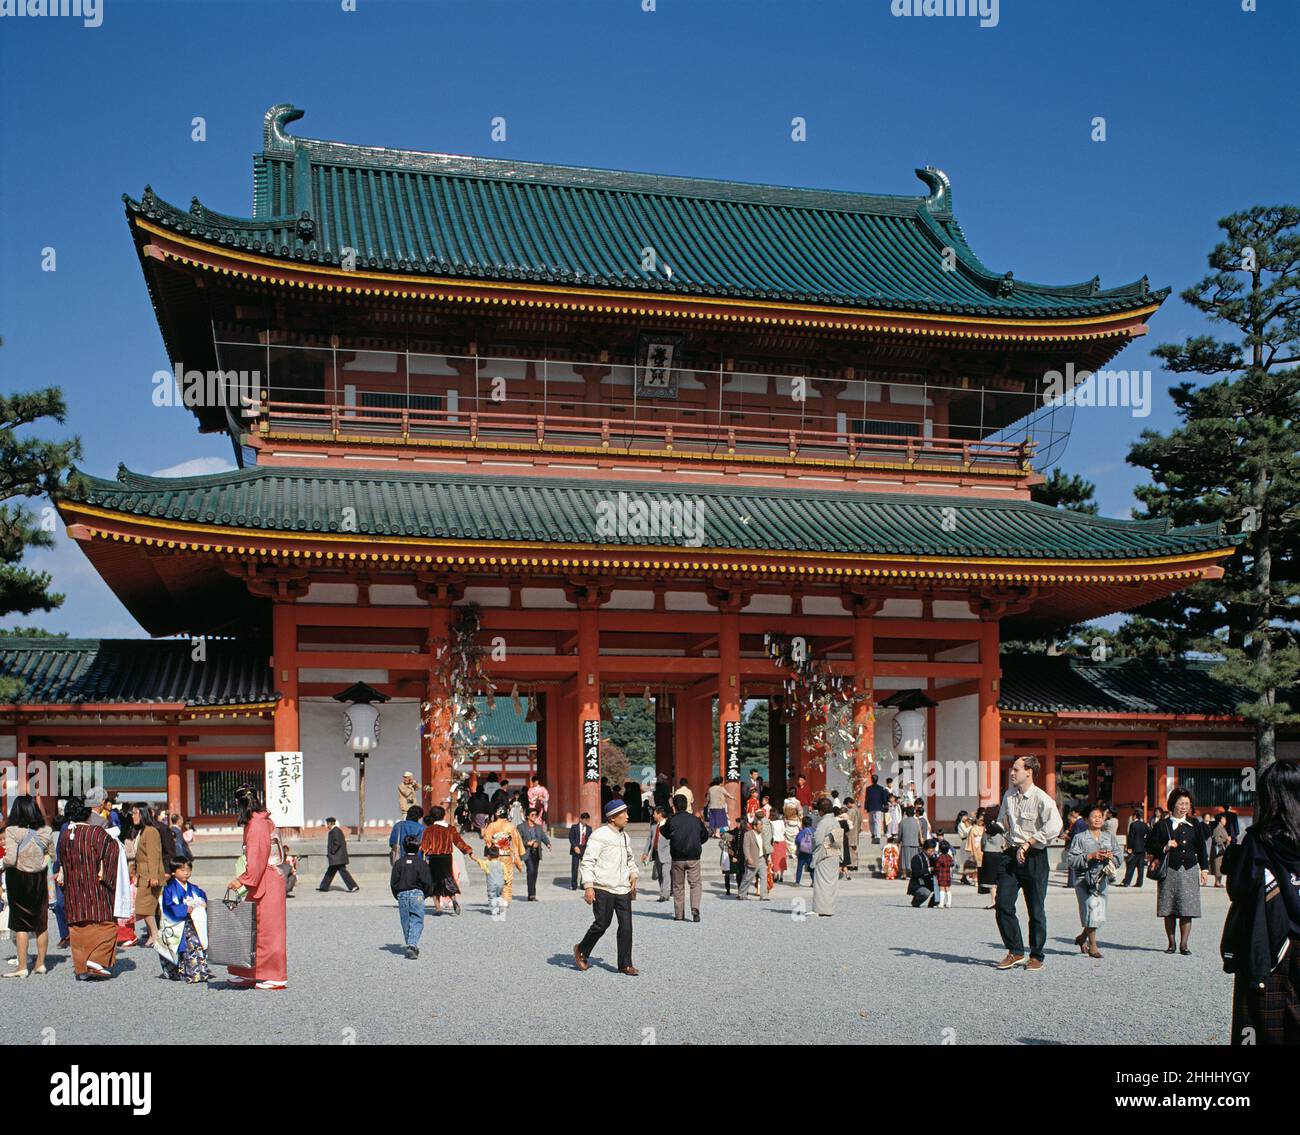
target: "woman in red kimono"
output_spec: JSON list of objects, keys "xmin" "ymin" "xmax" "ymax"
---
[{"xmin": 225, "ymin": 785, "xmax": 287, "ymax": 990}]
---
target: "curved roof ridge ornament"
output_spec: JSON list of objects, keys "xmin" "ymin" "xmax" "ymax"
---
[
  {"xmin": 263, "ymin": 104, "xmax": 304, "ymax": 151},
  {"xmin": 915, "ymin": 166, "xmax": 952, "ymax": 215}
]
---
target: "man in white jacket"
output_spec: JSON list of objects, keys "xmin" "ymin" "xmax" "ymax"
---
[{"xmin": 574, "ymin": 799, "xmax": 639, "ymax": 976}]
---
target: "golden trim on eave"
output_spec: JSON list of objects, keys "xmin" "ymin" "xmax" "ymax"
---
[
  {"xmin": 64, "ymin": 502, "xmax": 1235, "ymax": 580},
  {"xmin": 135, "ymin": 220, "xmax": 1161, "ymax": 341}
]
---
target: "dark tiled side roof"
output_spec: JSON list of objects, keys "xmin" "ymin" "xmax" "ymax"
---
[
  {"xmin": 0, "ymin": 639, "xmax": 276, "ymax": 707},
  {"xmin": 998, "ymin": 654, "xmax": 1247, "ymax": 715}
]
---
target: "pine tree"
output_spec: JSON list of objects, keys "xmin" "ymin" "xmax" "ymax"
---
[
  {"xmin": 1126, "ymin": 206, "xmax": 1300, "ymax": 771},
  {"xmin": 1030, "ymin": 468, "xmax": 1099, "ymax": 514},
  {"xmin": 1, "ymin": 386, "xmax": 83, "ymax": 699}
]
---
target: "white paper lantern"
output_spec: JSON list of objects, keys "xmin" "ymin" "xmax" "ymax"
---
[
  {"xmin": 344, "ymin": 702, "xmax": 381, "ymax": 753},
  {"xmin": 892, "ymin": 709, "xmax": 926, "ymax": 757}
]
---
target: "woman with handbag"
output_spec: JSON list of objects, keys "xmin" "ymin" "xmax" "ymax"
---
[
  {"xmin": 1147, "ymin": 786, "xmax": 1208, "ymax": 955},
  {"xmin": 1066, "ymin": 802, "xmax": 1124, "ymax": 958},
  {"xmin": 2, "ymin": 795, "xmax": 53, "ymax": 978},
  {"xmin": 224, "ymin": 785, "xmax": 287, "ymax": 990}
]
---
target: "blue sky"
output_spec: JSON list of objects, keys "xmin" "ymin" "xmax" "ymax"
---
[{"xmin": 2, "ymin": 0, "xmax": 1297, "ymax": 637}]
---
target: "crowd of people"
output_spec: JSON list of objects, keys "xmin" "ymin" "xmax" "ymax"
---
[{"xmin": 3, "ymin": 757, "xmax": 1297, "ymax": 1044}]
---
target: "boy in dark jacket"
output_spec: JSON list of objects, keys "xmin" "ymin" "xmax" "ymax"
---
[{"xmin": 390, "ymin": 837, "xmax": 435, "ymax": 958}]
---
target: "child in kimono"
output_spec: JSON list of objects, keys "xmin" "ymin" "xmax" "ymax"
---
[
  {"xmin": 157, "ymin": 856, "xmax": 210, "ymax": 983},
  {"xmin": 472, "ymin": 846, "xmax": 507, "ymax": 917},
  {"xmin": 881, "ymin": 838, "xmax": 900, "ymax": 880},
  {"xmin": 933, "ymin": 839, "xmax": 955, "ymax": 908}
]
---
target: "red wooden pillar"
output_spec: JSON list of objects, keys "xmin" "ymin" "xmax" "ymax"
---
[
  {"xmin": 166, "ymin": 719, "xmax": 182, "ymax": 816},
  {"xmin": 15, "ymin": 720, "xmax": 29, "ymax": 795},
  {"xmin": 788, "ymin": 711, "xmax": 804, "ymax": 784},
  {"xmin": 806, "ymin": 719, "xmax": 828, "ymax": 800},
  {"xmin": 978, "ymin": 618, "xmax": 1001, "ymax": 806},
  {"xmin": 1156, "ymin": 730, "xmax": 1171, "ymax": 809},
  {"xmin": 577, "ymin": 600, "xmax": 602, "ymax": 822},
  {"xmin": 272, "ymin": 600, "xmax": 300, "ymax": 753},
  {"xmin": 673, "ymin": 690, "xmax": 693, "ymax": 792},
  {"xmin": 851, "ymin": 611, "xmax": 875, "ymax": 804},
  {"xmin": 555, "ymin": 681, "xmax": 578, "ymax": 824},
  {"xmin": 1044, "ymin": 729, "xmax": 1058, "ymax": 806},
  {"xmin": 718, "ymin": 603, "xmax": 742, "ymax": 819},
  {"xmin": 654, "ymin": 694, "xmax": 674, "ymax": 788},
  {"xmin": 426, "ymin": 602, "xmax": 453, "ymax": 808}
]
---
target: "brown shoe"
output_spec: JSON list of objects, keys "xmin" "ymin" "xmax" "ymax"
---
[
  {"xmin": 996, "ymin": 952, "xmax": 1027, "ymax": 970},
  {"xmin": 572, "ymin": 945, "xmax": 589, "ymax": 972},
  {"xmin": 620, "ymin": 965, "xmax": 639, "ymax": 977},
  {"xmin": 1026, "ymin": 957, "xmax": 1045, "ymax": 971}
]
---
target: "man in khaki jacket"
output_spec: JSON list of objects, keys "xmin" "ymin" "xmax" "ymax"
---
[{"xmin": 398, "ymin": 772, "xmax": 420, "ymax": 815}]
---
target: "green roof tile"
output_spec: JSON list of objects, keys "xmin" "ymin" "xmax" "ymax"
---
[
  {"xmin": 473, "ymin": 697, "xmax": 536, "ymax": 748},
  {"xmin": 71, "ymin": 465, "xmax": 1235, "ymax": 562},
  {"xmin": 0, "ymin": 639, "xmax": 276, "ymax": 707},
  {"xmin": 122, "ymin": 104, "xmax": 1165, "ymax": 321}
]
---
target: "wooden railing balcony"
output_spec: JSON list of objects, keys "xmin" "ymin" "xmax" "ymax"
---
[{"xmin": 255, "ymin": 398, "xmax": 1036, "ymax": 472}]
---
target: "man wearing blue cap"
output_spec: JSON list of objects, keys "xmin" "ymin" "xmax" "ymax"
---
[{"xmin": 573, "ymin": 799, "xmax": 639, "ymax": 976}]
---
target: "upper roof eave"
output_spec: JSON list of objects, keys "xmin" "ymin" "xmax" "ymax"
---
[{"xmin": 120, "ymin": 104, "xmax": 1170, "ymax": 323}]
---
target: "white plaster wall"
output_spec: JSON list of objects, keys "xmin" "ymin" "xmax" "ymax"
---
[
  {"xmin": 881, "ymin": 598, "xmax": 923, "ymax": 618},
  {"xmin": 300, "ymin": 697, "xmax": 423, "ymax": 829},
  {"xmin": 369, "ymin": 585, "xmax": 423, "ymax": 606},
  {"xmin": 928, "ymin": 692, "xmax": 980, "ymax": 818}
]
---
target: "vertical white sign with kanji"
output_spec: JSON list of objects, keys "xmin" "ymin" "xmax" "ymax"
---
[{"xmin": 265, "ymin": 751, "xmax": 304, "ymax": 828}]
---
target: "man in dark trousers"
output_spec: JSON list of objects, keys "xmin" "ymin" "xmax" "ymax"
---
[
  {"xmin": 1120, "ymin": 808, "xmax": 1150, "ymax": 887},
  {"xmin": 658, "ymin": 793, "xmax": 710, "ymax": 922},
  {"xmin": 318, "ymin": 817, "xmax": 359, "ymax": 892},
  {"xmin": 568, "ymin": 812, "xmax": 592, "ymax": 889},
  {"xmin": 864, "ymin": 774, "xmax": 890, "ymax": 844},
  {"xmin": 518, "ymin": 807, "xmax": 551, "ymax": 901},
  {"xmin": 574, "ymin": 799, "xmax": 639, "ymax": 976}
]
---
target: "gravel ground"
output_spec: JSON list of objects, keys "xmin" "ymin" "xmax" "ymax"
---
[{"xmin": 2, "ymin": 862, "xmax": 1235, "ymax": 1045}]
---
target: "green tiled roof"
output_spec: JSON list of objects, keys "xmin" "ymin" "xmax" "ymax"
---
[
  {"xmin": 473, "ymin": 697, "xmax": 536, "ymax": 748},
  {"xmin": 999, "ymin": 654, "xmax": 1247, "ymax": 716},
  {"xmin": 73, "ymin": 466, "xmax": 1234, "ymax": 562},
  {"xmin": 0, "ymin": 639, "xmax": 276, "ymax": 707},
  {"xmin": 122, "ymin": 104, "xmax": 1164, "ymax": 320}
]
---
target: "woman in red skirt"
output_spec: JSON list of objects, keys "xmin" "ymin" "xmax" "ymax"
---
[{"xmin": 767, "ymin": 802, "xmax": 788, "ymax": 883}]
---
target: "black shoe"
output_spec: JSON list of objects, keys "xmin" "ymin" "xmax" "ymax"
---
[
  {"xmin": 692, "ymin": 910, "xmax": 700, "ymax": 922},
  {"xmin": 403, "ymin": 946, "xmax": 416, "ymax": 959},
  {"xmin": 673, "ymin": 916, "xmax": 685, "ymax": 921},
  {"xmin": 452, "ymin": 898, "xmax": 461, "ymax": 915},
  {"xmin": 527, "ymin": 896, "xmax": 538, "ymax": 902}
]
